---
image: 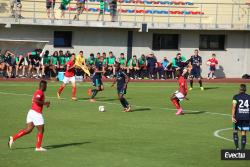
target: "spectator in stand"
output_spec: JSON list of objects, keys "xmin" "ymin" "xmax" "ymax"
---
[
  {"xmin": 41, "ymin": 50, "xmax": 51, "ymax": 79},
  {"xmin": 138, "ymin": 54, "xmax": 147, "ymax": 79},
  {"xmin": 65, "ymin": 50, "xmax": 71, "ymax": 63},
  {"xmin": 107, "ymin": 51, "xmax": 116, "ymax": 78},
  {"xmin": 97, "ymin": 0, "xmax": 105, "ymax": 21},
  {"xmin": 117, "ymin": 53, "xmax": 127, "ymax": 72},
  {"xmin": 50, "ymin": 51, "xmax": 59, "ymax": 79},
  {"xmin": 10, "ymin": 0, "xmax": 23, "ymax": 18},
  {"xmin": 146, "ymin": 52, "xmax": 157, "ymax": 80},
  {"xmin": 58, "ymin": 50, "xmax": 66, "ymax": 72},
  {"xmin": 0, "ymin": 50, "xmax": 5, "ymax": 76},
  {"xmin": 156, "ymin": 61, "xmax": 165, "ymax": 80},
  {"xmin": 3, "ymin": 50, "xmax": 15, "ymax": 78},
  {"xmin": 109, "ymin": 0, "xmax": 117, "ymax": 22},
  {"xmin": 46, "ymin": 0, "xmax": 56, "ymax": 19},
  {"xmin": 73, "ymin": 0, "xmax": 86, "ymax": 21},
  {"xmin": 96, "ymin": 52, "xmax": 101, "ymax": 60},
  {"xmin": 60, "ymin": 0, "xmax": 71, "ymax": 18},
  {"xmin": 162, "ymin": 57, "xmax": 173, "ymax": 79},
  {"xmin": 128, "ymin": 55, "xmax": 139, "ymax": 79},
  {"xmin": 27, "ymin": 49, "xmax": 42, "ymax": 78},
  {"xmin": 207, "ymin": 53, "xmax": 218, "ymax": 79},
  {"xmin": 87, "ymin": 53, "xmax": 96, "ymax": 75},
  {"xmin": 15, "ymin": 54, "xmax": 26, "ymax": 78},
  {"xmin": 171, "ymin": 53, "xmax": 187, "ymax": 77}
]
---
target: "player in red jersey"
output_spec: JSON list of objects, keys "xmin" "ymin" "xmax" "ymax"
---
[
  {"xmin": 207, "ymin": 53, "xmax": 218, "ymax": 79},
  {"xmin": 57, "ymin": 54, "xmax": 77, "ymax": 101},
  {"xmin": 8, "ymin": 80, "xmax": 50, "ymax": 151},
  {"xmin": 170, "ymin": 70, "xmax": 188, "ymax": 116}
]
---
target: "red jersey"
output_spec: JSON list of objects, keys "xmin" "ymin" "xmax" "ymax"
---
[
  {"xmin": 31, "ymin": 89, "xmax": 45, "ymax": 113},
  {"xmin": 65, "ymin": 60, "xmax": 75, "ymax": 77},
  {"xmin": 178, "ymin": 76, "xmax": 187, "ymax": 95},
  {"xmin": 207, "ymin": 58, "xmax": 218, "ymax": 67}
]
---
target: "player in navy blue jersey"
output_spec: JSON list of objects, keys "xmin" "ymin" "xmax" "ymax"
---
[
  {"xmin": 88, "ymin": 56, "xmax": 105, "ymax": 102},
  {"xmin": 189, "ymin": 49, "xmax": 204, "ymax": 90},
  {"xmin": 232, "ymin": 84, "xmax": 250, "ymax": 150},
  {"xmin": 111, "ymin": 63, "xmax": 131, "ymax": 112}
]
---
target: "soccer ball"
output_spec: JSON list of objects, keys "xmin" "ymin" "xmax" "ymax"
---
[{"xmin": 98, "ymin": 106, "xmax": 105, "ymax": 112}]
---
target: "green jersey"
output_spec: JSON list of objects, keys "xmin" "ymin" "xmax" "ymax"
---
[
  {"xmin": 62, "ymin": 0, "xmax": 71, "ymax": 6},
  {"xmin": 51, "ymin": 56, "xmax": 58, "ymax": 65},
  {"xmin": 58, "ymin": 55, "xmax": 66, "ymax": 65},
  {"xmin": 65, "ymin": 56, "xmax": 71, "ymax": 63},
  {"xmin": 119, "ymin": 57, "xmax": 126, "ymax": 65},
  {"xmin": 87, "ymin": 57, "xmax": 96, "ymax": 65},
  {"xmin": 43, "ymin": 55, "xmax": 51, "ymax": 65},
  {"xmin": 103, "ymin": 57, "xmax": 108, "ymax": 65},
  {"xmin": 108, "ymin": 56, "xmax": 116, "ymax": 65},
  {"xmin": 138, "ymin": 58, "xmax": 146, "ymax": 66},
  {"xmin": 100, "ymin": 1, "xmax": 105, "ymax": 10},
  {"xmin": 132, "ymin": 59, "xmax": 138, "ymax": 67}
]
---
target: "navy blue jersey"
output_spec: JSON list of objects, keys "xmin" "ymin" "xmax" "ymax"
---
[
  {"xmin": 93, "ymin": 61, "xmax": 103, "ymax": 79},
  {"xmin": 115, "ymin": 70, "xmax": 127, "ymax": 88},
  {"xmin": 189, "ymin": 55, "xmax": 202, "ymax": 69},
  {"xmin": 233, "ymin": 93, "xmax": 250, "ymax": 120}
]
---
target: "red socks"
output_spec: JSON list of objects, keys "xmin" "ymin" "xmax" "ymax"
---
[
  {"xmin": 72, "ymin": 86, "xmax": 76, "ymax": 97},
  {"xmin": 13, "ymin": 130, "xmax": 27, "ymax": 141},
  {"xmin": 36, "ymin": 133, "xmax": 43, "ymax": 148},
  {"xmin": 171, "ymin": 99, "xmax": 180, "ymax": 109},
  {"xmin": 58, "ymin": 85, "xmax": 65, "ymax": 95}
]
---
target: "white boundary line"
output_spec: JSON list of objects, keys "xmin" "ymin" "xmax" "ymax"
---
[
  {"xmin": 213, "ymin": 128, "xmax": 233, "ymax": 142},
  {"xmin": 0, "ymin": 91, "xmax": 235, "ymax": 144}
]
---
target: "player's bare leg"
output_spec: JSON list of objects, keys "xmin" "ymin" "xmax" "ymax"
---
[
  {"xmin": 57, "ymin": 83, "xmax": 66, "ymax": 99},
  {"xmin": 71, "ymin": 82, "xmax": 77, "ymax": 101},
  {"xmin": 35, "ymin": 125, "xmax": 46, "ymax": 151},
  {"xmin": 170, "ymin": 95, "xmax": 183, "ymax": 115},
  {"xmin": 8, "ymin": 122, "xmax": 35, "ymax": 149}
]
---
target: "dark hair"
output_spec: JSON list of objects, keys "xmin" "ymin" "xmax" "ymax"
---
[
  {"xmin": 177, "ymin": 53, "xmax": 181, "ymax": 56},
  {"xmin": 39, "ymin": 80, "xmax": 47, "ymax": 88},
  {"xmin": 90, "ymin": 53, "xmax": 94, "ymax": 57},
  {"xmin": 80, "ymin": 51, "xmax": 83, "ymax": 54},
  {"xmin": 120, "ymin": 53, "xmax": 124, "ymax": 55},
  {"xmin": 45, "ymin": 50, "xmax": 49, "ymax": 55},
  {"xmin": 109, "ymin": 51, "xmax": 113, "ymax": 54},
  {"xmin": 53, "ymin": 51, "xmax": 58, "ymax": 56},
  {"xmin": 97, "ymin": 52, "xmax": 100, "ymax": 55},
  {"xmin": 240, "ymin": 84, "xmax": 247, "ymax": 92},
  {"xmin": 195, "ymin": 49, "xmax": 199, "ymax": 52}
]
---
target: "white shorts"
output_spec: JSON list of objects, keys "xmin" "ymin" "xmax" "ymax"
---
[
  {"xmin": 63, "ymin": 76, "xmax": 75, "ymax": 84},
  {"xmin": 26, "ymin": 109, "xmax": 44, "ymax": 126},
  {"xmin": 175, "ymin": 91, "xmax": 185, "ymax": 101}
]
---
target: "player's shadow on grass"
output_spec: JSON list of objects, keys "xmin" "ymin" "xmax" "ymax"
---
[
  {"xmin": 45, "ymin": 142, "xmax": 91, "ymax": 150},
  {"xmin": 204, "ymin": 87, "xmax": 219, "ymax": 90},
  {"xmin": 100, "ymin": 98, "xmax": 132, "ymax": 102},
  {"xmin": 13, "ymin": 142, "xmax": 91, "ymax": 150},
  {"xmin": 132, "ymin": 108, "xmax": 151, "ymax": 112},
  {"xmin": 184, "ymin": 111, "xmax": 206, "ymax": 115}
]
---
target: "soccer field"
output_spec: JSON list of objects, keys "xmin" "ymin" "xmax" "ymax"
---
[{"xmin": 0, "ymin": 81, "xmax": 249, "ymax": 167}]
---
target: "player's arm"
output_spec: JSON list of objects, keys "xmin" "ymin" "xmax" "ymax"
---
[
  {"xmin": 124, "ymin": 73, "xmax": 129, "ymax": 89},
  {"xmin": 111, "ymin": 77, "xmax": 117, "ymax": 87},
  {"xmin": 5, "ymin": 50, "xmax": 15, "ymax": 56},
  {"xmin": 232, "ymin": 99, "xmax": 237, "ymax": 123},
  {"xmin": 34, "ymin": 97, "xmax": 50, "ymax": 108},
  {"xmin": 67, "ymin": 63, "xmax": 75, "ymax": 70}
]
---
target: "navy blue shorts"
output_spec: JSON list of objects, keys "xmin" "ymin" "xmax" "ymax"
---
[
  {"xmin": 117, "ymin": 86, "xmax": 127, "ymax": 95},
  {"xmin": 234, "ymin": 120, "xmax": 250, "ymax": 131},
  {"xmin": 190, "ymin": 68, "xmax": 201, "ymax": 78},
  {"xmin": 209, "ymin": 66, "xmax": 216, "ymax": 71},
  {"xmin": 92, "ymin": 77, "xmax": 102, "ymax": 87}
]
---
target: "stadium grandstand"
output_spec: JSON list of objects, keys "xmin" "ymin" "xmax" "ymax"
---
[{"xmin": 0, "ymin": 0, "xmax": 250, "ymax": 78}]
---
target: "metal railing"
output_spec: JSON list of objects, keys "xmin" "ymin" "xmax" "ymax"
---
[{"xmin": 0, "ymin": 0, "xmax": 249, "ymax": 29}]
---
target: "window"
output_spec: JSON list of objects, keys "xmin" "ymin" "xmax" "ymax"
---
[
  {"xmin": 54, "ymin": 31, "xmax": 72, "ymax": 47},
  {"xmin": 152, "ymin": 34, "xmax": 179, "ymax": 50},
  {"xmin": 199, "ymin": 35, "xmax": 225, "ymax": 50}
]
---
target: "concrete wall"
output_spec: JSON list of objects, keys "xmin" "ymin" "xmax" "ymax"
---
[{"xmin": 0, "ymin": 24, "xmax": 249, "ymax": 78}]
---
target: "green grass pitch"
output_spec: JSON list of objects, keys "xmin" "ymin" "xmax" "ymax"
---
[{"xmin": 0, "ymin": 81, "xmax": 249, "ymax": 167}]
